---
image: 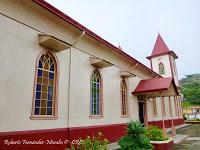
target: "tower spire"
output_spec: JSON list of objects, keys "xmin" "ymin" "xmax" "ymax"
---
[{"xmin": 151, "ymin": 33, "xmax": 170, "ymax": 56}]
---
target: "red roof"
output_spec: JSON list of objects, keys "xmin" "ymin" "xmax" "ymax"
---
[
  {"xmin": 152, "ymin": 34, "xmax": 170, "ymax": 56},
  {"xmin": 146, "ymin": 34, "xmax": 178, "ymax": 59},
  {"xmin": 132, "ymin": 77, "xmax": 178, "ymax": 95},
  {"xmin": 32, "ymin": 0, "xmax": 161, "ymax": 77}
]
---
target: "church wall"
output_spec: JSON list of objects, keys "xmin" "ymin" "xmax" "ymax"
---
[
  {"xmin": 68, "ymin": 48, "xmax": 141, "ymax": 127},
  {"xmin": 147, "ymin": 96, "xmax": 183, "ymax": 128},
  {"xmin": 0, "ymin": 13, "xmax": 70, "ymax": 132},
  {"xmin": 0, "ymin": 1, "xmax": 184, "ymax": 149}
]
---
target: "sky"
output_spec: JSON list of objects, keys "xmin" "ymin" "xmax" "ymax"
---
[{"xmin": 46, "ymin": 0, "xmax": 200, "ymax": 79}]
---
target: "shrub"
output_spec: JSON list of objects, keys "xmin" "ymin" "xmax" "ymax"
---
[
  {"xmin": 196, "ymin": 118, "xmax": 200, "ymax": 121},
  {"xmin": 146, "ymin": 125, "xmax": 168, "ymax": 141},
  {"xmin": 66, "ymin": 132, "xmax": 109, "ymax": 150},
  {"xmin": 118, "ymin": 120, "xmax": 152, "ymax": 150}
]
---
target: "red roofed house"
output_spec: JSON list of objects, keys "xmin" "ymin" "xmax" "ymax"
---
[{"xmin": 0, "ymin": 1, "xmax": 183, "ymax": 149}]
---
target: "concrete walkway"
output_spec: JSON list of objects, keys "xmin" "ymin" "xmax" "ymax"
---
[
  {"xmin": 167, "ymin": 124, "xmax": 190, "ymax": 144},
  {"xmin": 174, "ymin": 124, "xmax": 200, "ymax": 150}
]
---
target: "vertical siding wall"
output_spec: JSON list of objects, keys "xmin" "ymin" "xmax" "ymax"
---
[
  {"xmin": 147, "ymin": 96, "xmax": 182, "ymax": 125},
  {"xmin": 68, "ymin": 48, "xmax": 141, "ymax": 127},
  {"xmin": 0, "ymin": 14, "xmax": 70, "ymax": 132}
]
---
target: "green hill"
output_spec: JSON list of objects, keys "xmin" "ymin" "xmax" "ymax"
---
[{"xmin": 180, "ymin": 73, "xmax": 200, "ymax": 104}]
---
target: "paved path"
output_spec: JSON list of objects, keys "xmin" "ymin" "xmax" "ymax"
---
[{"xmin": 174, "ymin": 124, "xmax": 200, "ymax": 150}]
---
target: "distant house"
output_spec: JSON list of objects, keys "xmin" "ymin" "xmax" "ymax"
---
[
  {"xmin": 183, "ymin": 106, "xmax": 200, "ymax": 119},
  {"xmin": 0, "ymin": 0, "xmax": 184, "ymax": 149}
]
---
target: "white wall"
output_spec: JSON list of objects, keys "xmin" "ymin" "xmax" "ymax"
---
[
  {"xmin": 151, "ymin": 55, "xmax": 172, "ymax": 78},
  {"xmin": 151, "ymin": 54, "xmax": 179, "ymax": 87},
  {"xmin": 0, "ymin": 14, "xmax": 70, "ymax": 132},
  {"xmin": 170, "ymin": 56, "xmax": 179, "ymax": 86},
  {"xmin": 147, "ymin": 96, "xmax": 180, "ymax": 122},
  {"xmin": 68, "ymin": 48, "xmax": 141, "ymax": 127}
]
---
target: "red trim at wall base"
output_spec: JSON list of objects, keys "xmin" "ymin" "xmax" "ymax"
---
[
  {"xmin": 0, "ymin": 128, "xmax": 69, "ymax": 150},
  {"xmin": 152, "ymin": 140, "xmax": 174, "ymax": 150},
  {"xmin": 185, "ymin": 121, "xmax": 200, "ymax": 124},
  {"xmin": 148, "ymin": 118, "xmax": 184, "ymax": 129},
  {"xmin": 0, "ymin": 123, "xmax": 126, "ymax": 150},
  {"xmin": 69, "ymin": 123, "xmax": 126, "ymax": 144}
]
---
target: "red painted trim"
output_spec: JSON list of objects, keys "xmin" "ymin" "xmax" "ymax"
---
[
  {"xmin": 185, "ymin": 121, "xmax": 200, "ymax": 124},
  {"xmin": 152, "ymin": 140, "xmax": 174, "ymax": 150},
  {"xmin": 0, "ymin": 128, "xmax": 69, "ymax": 150},
  {"xmin": 69, "ymin": 123, "xmax": 127, "ymax": 143},
  {"xmin": 0, "ymin": 123, "xmax": 127, "ymax": 150},
  {"xmin": 31, "ymin": 0, "xmax": 161, "ymax": 78},
  {"xmin": 147, "ymin": 51, "xmax": 178, "ymax": 60},
  {"xmin": 132, "ymin": 77, "xmax": 179, "ymax": 96},
  {"xmin": 0, "ymin": 128, "xmax": 68, "ymax": 136},
  {"xmin": 133, "ymin": 88, "xmax": 168, "ymax": 95},
  {"xmin": 148, "ymin": 118, "xmax": 184, "ymax": 129}
]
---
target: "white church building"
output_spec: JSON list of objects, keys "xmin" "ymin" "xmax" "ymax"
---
[{"xmin": 0, "ymin": 0, "xmax": 184, "ymax": 149}]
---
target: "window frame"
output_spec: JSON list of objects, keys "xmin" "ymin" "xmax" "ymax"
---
[
  {"xmin": 121, "ymin": 78, "xmax": 128, "ymax": 117},
  {"xmin": 89, "ymin": 68, "xmax": 103, "ymax": 118},
  {"xmin": 30, "ymin": 50, "xmax": 59, "ymax": 120}
]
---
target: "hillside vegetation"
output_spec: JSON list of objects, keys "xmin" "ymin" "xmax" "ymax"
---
[{"xmin": 180, "ymin": 73, "xmax": 200, "ymax": 105}]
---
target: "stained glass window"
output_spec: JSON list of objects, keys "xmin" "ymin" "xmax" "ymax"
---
[
  {"xmin": 121, "ymin": 79, "xmax": 128, "ymax": 116},
  {"xmin": 91, "ymin": 69, "xmax": 101, "ymax": 115},
  {"xmin": 159, "ymin": 62, "xmax": 165, "ymax": 75},
  {"xmin": 34, "ymin": 52, "xmax": 57, "ymax": 116}
]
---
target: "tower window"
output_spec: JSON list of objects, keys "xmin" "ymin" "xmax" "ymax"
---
[{"xmin": 159, "ymin": 62, "xmax": 165, "ymax": 75}]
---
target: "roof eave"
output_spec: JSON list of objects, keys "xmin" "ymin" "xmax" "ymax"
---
[
  {"xmin": 146, "ymin": 51, "xmax": 178, "ymax": 60},
  {"xmin": 32, "ymin": 0, "xmax": 161, "ymax": 78},
  {"xmin": 132, "ymin": 88, "xmax": 168, "ymax": 95}
]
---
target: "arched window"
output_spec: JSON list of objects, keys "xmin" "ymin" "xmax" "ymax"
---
[
  {"xmin": 32, "ymin": 51, "xmax": 57, "ymax": 116},
  {"xmin": 121, "ymin": 78, "xmax": 128, "ymax": 116},
  {"xmin": 91, "ymin": 69, "xmax": 102, "ymax": 116},
  {"xmin": 159, "ymin": 62, "xmax": 165, "ymax": 75}
]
